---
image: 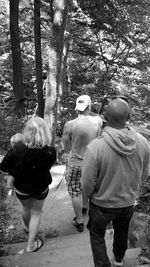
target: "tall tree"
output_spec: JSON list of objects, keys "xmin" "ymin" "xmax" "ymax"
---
[
  {"xmin": 9, "ymin": 0, "xmax": 25, "ymax": 117},
  {"xmin": 44, "ymin": 0, "xmax": 72, "ymax": 142},
  {"xmin": 34, "ymin": 0, "xmax": 44, "ymax": 117}
]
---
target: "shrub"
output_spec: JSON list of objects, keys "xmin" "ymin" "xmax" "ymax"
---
[{"xmin": 0, "ymin": 112, "xmax": 26, "ymax": 150}]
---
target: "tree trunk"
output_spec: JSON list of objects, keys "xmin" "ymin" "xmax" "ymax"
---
[
  {"xmin": 63, "ymin": 38, "xmax": 73, "ymax": 94},
  {"xmin": 44, "ymin": 0, "xmax": 72, "ymax": 143},
  {"xmin": 9, "ymin": 0, "xmax": 25, "ymax": 118},
  {"xmin": 34, "ymin": 0, "xmax": 44, "ymax": 118},
  {"xmin": 60, "ymin": 36, "xmax": 70, "ymax": 96}
]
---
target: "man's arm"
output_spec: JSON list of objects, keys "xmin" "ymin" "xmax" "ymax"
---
[
  {"xmin": 81, "ymin": 148, "xmax": 98, "ymax": 199},
  {"xmin": 141, "ymin": 148, "xmax": 150, "ymax": 182},
  {"xmin": 98, "ymin": 117, "xmax": 103, "ymax": 135},
  {"xmin": 57, "ymin": 122, "xmax": 71, "ymax": 157}
]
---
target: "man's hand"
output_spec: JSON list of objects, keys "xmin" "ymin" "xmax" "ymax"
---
[
  {"xmin": 57, "ymin": 141, "xmax": 65, "ymax": 157},
  {"xmin": 54, "ymin": 139, "xmax": 65, "ymax": 163}
]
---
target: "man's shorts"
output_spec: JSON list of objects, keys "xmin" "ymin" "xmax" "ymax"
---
[{"xmin": 65, "ymin": 165, "xmax": 81, "ymax": 198}]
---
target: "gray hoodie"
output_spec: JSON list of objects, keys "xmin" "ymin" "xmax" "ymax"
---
[{"xmin": 81, "ymin": 126, "xmax": 150, "ymax": 208}]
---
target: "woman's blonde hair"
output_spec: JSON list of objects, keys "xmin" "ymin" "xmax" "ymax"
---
[{"xmin": 23, "ymin": 117, "xmax": 52, "ymax": 148}]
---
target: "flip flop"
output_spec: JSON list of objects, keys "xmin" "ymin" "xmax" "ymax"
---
[
  {"xmin": 17, "ymin": 239, "xmax": 43, "ymax": 255},
  {"xmin": 32, "ymin": 239, "xmax": 43, "ymax": 252}
]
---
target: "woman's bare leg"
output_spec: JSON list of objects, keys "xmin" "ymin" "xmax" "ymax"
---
[
  {"xmin": 20, "ymin": 199, "xmax": 31, "ymax": 232},
  {"xmin": 26, "ymin": 198, "xmax": 44, "ymax": 251},
  {"xmin": 19, "ymin": 198, "xmax": 45, "ymax": 252}
]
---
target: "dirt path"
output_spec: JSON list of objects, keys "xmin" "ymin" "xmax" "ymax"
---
[
  {"xmin": 1, "ymin": 162, "xmax": 150, "ymax": 264},
  {"xmin": 2, "ymin": 165, "xmax": 87, "ymax": 246}
]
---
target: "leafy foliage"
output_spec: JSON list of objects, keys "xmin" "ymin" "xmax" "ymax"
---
[
  {"xmin": 0, "ymin": 0, "xmax": 150, "ymax": 133},
  {"xmin": 0, "ymin": 111, "xmax": 25, "ymax": 150}
]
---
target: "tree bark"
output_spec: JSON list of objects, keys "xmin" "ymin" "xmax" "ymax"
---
[
  {"xmin": 9, "ymin": 0, "xmax": 25, "ymax": 118},
  {"xmin": 34, "ymin": 0, "xmax": 44, "ymax": 118},
  {"xmin": 60, "ymin": 36, "xmax": 70, "ymax": 95},
  {"xmin": 44, "ymin": 0, "xmax": 72, "ymax": 143}
]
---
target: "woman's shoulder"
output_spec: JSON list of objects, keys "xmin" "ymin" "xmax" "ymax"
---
[
  {"xmin": 25, "ymin": 145, "xmax": 56, "ymax": 155},
  {"xmin": 11, "ymin": 142, "xmax": 27, "ymax": 155},
  {"xmin": 41, "ymin": 146, "xmax": 57, "ymax": 164},
  {"xmin": 37, "ymin": 145, "xmax": 56, "ymax": 157},
  {"xmin": 45, "ymin": 146, "xmax": 56, "ymax": 154},
  {"xmin": 22, "ymin": 145, "xmax": 56, "ymax": 159}
]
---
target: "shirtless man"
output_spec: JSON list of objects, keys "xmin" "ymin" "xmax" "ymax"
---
[{"xmin": 59, "ymin": 95, "xmax": 103, "ymax": 232}]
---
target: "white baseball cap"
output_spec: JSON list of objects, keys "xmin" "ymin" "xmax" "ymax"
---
[{"xmin": 75, "ymin": 95, "xmax": 91, "ymax": 111}]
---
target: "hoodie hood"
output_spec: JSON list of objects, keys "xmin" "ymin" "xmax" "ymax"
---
[{"xmin": 102, "ymin": 126, "xmax": 137, "ymax": 156}]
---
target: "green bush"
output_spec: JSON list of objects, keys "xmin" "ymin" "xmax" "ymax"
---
[{"xmin": 0, "ymin": 113, "xmax": 26, "ymax": 150}]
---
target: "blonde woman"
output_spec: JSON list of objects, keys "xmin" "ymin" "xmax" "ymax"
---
[{"xmin": 0, "ymin": 117, "xmax": 56, "ymax": 254}]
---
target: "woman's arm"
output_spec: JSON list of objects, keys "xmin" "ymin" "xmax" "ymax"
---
[{"xmin": 0, "ymin": 149, "xmax": 15, "ymax": 174}]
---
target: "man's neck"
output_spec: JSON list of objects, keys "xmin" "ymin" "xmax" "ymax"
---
[
  {"xmin": 78, "ymin": 114, "xmax": 89, "ymax": 117},
  {"xmin": 107, "ymin": 122, "xmax": 126, "ymax": 129},
  {"xmin": 78, "ymin": 110, "xmax": 90, "ymax": 116}
]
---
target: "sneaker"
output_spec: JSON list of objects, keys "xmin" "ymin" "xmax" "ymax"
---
[
  {"xmin": 72, "ymin": 217, "xmax": 84, "ymax": 232},
  {"xmin": 113, "ymin": 259, "xmax": 124, "ymax": 266}
]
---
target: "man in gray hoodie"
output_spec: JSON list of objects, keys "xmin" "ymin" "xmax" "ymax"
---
[{"xmin": 81, "ymin": 98, "xmax": 150, "ymax": 267}]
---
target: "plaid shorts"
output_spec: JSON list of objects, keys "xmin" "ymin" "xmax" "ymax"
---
[{"xmin": 65, "ymin": 164, "xmax": 81, "ymax": 198}]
